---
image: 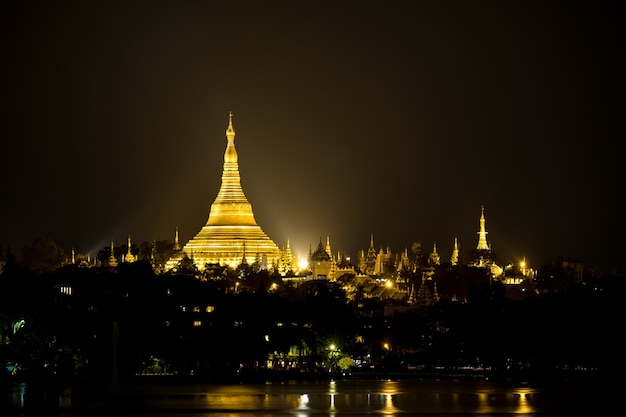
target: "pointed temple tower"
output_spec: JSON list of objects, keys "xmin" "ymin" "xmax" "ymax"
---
[
  {"xmin": 450, "ymin": 235, "xmax": 459, "ymax": 266},
  {"xmin": 174, "ymin": 227, "xmax": 180, "ymax": 251},
  {"xmin": 470, "ymin": 206, "xmax": 503, "ymax": 276},
  {"xmin": 108, "ymin": 241, "xmax": 118, "ymax": 267},
  {"xmin": 428, "ymin": 241, "xmax": 440, "ymax": 266},
  {"xmin": 178, "ymin": 112, "xmax": 280, "ymax": 270},
  {"xmin": 476, "ymin": 206, "xmax": 490, "ymax": 251},
  {"xmin": 124, "ymin": 235, "xmax": 136, "ymax": 263},
  {"xmin": 364, "ymin": 234, "xmax": 377, "ymax": 275}
]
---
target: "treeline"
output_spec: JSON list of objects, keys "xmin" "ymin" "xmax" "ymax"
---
[{"xmin": 0, "ymin": 257, "xmax": 623, "ymax": 387}]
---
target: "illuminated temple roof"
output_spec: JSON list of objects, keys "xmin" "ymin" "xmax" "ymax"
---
[{"xmin": 173, "ymin": 112, "xmax": 280, "ymax": 270}]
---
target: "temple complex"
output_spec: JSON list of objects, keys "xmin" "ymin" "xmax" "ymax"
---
[{"xmin": 167, "ymin": 112, "xmax": 280, "ymax": 271}]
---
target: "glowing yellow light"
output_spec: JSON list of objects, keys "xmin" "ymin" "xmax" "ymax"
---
[
  {"xmin": 299, "ymin": 258, "xmax": 309, "ymax": 270},
  {"xmin": 385, "ymin": 280, "xmax": 393, "ymax": 288}
]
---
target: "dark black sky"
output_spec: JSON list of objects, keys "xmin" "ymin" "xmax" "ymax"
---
[{"xmin": 2, "ymin": 0, "xmax": 625, "ymax": 271}]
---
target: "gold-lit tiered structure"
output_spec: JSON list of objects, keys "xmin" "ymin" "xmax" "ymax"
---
[
  {"xmin": 174, "ymin": 112, "xmax": 280, "ymax": 271},
  {"xmin": 476, "ymin": 205, "xmax": 490, "ymax": 251}
]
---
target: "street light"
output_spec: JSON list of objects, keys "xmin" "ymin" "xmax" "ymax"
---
[{"xmin": 328, "ymin": 344, "xmax": 338, "ymax": 372}]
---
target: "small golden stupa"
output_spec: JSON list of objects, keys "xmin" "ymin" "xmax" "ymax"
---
[{"xmin": 177, "ymin": 112, "xmax": 280, "ymax": 270}]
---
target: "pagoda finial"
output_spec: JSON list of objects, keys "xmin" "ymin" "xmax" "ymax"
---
[
  {"xmin": 226, "ymin": 111, "xmax": 235, "ymax": 140},
  {"xmin": 223, "ymin": 112, "xmax": 238, "ymax": 163}
]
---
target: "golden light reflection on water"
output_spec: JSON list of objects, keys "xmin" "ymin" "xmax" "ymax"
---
[
  {"xmin": 514, "ymin": 388, "xmax": 534, "ymax": 414},
  {"xmin": 381, "ymin": 380, "xmax": 399, "ymax": 414},
  {"xmin": 329, "ymin": 379, "xmax": 336, "ymax": 412},
  {"xmin": 292, "ymin": 380, "xmax": 539, "ymax": 415},
  {"xmin": 474, "ymin": 387, "xmax": 536, "ymax": 414},
  {"xmin": 50, "ymin": 380, "xmax": 562, "ymax": 415}
]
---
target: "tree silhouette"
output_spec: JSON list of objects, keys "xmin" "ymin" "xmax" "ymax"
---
[{"xmin": 20, "ymin": 237, "xmax": 65, "ymax": 273}]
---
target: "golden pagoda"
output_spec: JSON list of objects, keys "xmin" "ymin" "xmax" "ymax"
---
[
  {"xmin": 476, "ymin": 206, "xmax": 490, "ymax": 251},
  {"xmin": 178, "ymin": 112, "xmax": 280, "ymax": 271}
]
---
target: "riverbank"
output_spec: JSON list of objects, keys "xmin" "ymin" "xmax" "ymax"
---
[{"xmin": 1, "ymin": 365, "xmax": 608, "ymax": 391}]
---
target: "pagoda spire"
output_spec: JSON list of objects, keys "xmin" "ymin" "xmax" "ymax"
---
[
  {"xmin": 428, "ymin": 241, "xmax": 440, "ymax": 266},
  {"xmin": 226, "ymin": 110, "xmax": 235, "ymax": 141},
  {"xmin": 450, "ymin": 235, "xmax": 459, "ymax": 266},
  {"xmin": 108, "ymin": 241, "xmax": 118, "ymax": 267},
  {"xmin": 205, "ymin": 111, "xmax": 255, "ymax": 226},
  {"xmin": 325, "ymin": 234, "xmax": 332, "ymax": 258},
  {"xmin": 476, "ymin": 206, "xmax": 490, "ymax": 250},
  {"xmin": 125, "ymin": 234, "xmax": 136, "ymax": 263},
  {"xmin": 174, "ymin": 227, "xmax": 180, "ymax": 250}
]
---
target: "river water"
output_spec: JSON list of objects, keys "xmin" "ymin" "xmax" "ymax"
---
[{"xmin": 3, "ymin": 376, "xmax": 615, "ymax": 416}]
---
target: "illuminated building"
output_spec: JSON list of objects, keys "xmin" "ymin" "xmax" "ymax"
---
[
  {"xmin": 174, "ymin": 227, "xmax": 180, "ymax": 250},
  {"xmin": 309, "ymin": 238, "xmax": 333, "ymax": 279},
  {"xmin": 428, "ymin": 241, "xmax": 440, "ymax": 266},
  {"xmin": 324, "ymin": 235, "xmax": 338, "ymax": 278},
  {"xmin": 411, "ymin": 272, "xmax": 440, "ymax": 309},
  {"xmin": 374, "ymin": 245, "xmax": 392, "ymax": 276},
  {"xmin": 277, "ymin": 239, "xmax": 296, "ymax": 275},
  {"xmin": 107, "ymin": 241, "xmax": 118, "ymax": 267},
  {"xmin": 469, "ymin": 206, "xmax": 503, "ymax": 277},
  {"xmin": 362, "ymin": 234, "xmax": 377, "ymax": 275},
  {"xmin": 397, "ymin": 247, "xmax": 411, "ymax": 272},
  {"xmin": 167, "ymin": 112, "xmax": 280, "ymax": 271},
  {"xmin": 476, "ymin": 205, "xmax": 490, "ymax": 251},
  {"xmin": 124, "ymin": 235, "xmax": 136, "ymax": 263},
  {"xmin": 450, "ymin": 236, "xmax": 459, "ymax": 266}
]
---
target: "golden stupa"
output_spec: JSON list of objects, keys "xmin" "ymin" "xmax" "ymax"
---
[{"xmin": 176, "ymin": 112, "xmax": 280, "ymax": 270}]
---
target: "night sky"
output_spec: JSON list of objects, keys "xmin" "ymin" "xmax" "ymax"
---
[{"xmin": 2, "ymin": 1, "xmax": 625, "ymax": 272}]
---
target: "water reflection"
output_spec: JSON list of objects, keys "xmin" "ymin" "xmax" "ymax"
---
[
  {"xmin": 515, "ymin": 389, "xmax": 533, "ymax": 414},
  {"xmin": 2, "ymin": 378, "xmax": 600, "ymax": 415},
  {"xmin": 9, "ymin": 383, "xmax": 25, "ymax": 409},
  {"xmin": 472, "ymin": 387, "xmax": 537, "ymax": 415}
]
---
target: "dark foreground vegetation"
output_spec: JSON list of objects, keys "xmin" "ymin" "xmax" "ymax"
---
[{"xmin": 1, "ymin": 251, "xmax": 623, "ymax": 405}]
